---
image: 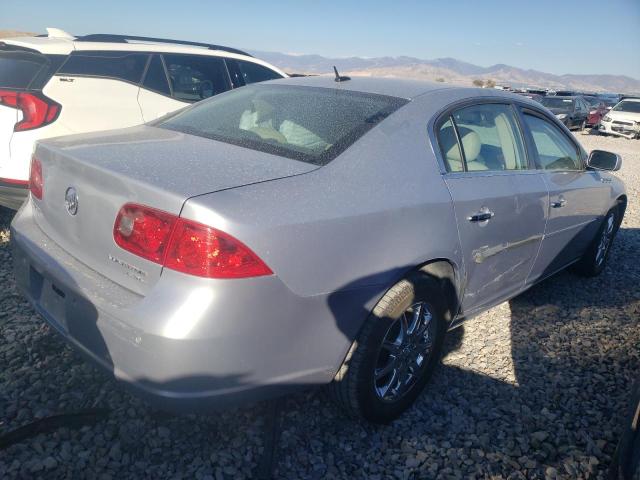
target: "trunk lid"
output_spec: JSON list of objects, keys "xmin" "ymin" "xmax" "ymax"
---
[{"xmin": 33, "ymin": 125, "xmax": 317, "ymax": 295}]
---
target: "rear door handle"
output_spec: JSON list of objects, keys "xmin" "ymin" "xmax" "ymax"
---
[
  {"xmin": 467, "ymin": 209, "xmax": 495, "ymax": 222},
  {"xmin": 551, "ymin": 197, "xmax": 567, "ymax": 208}
]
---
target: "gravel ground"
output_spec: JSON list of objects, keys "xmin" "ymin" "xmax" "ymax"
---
[{"xmin": 0, "ymin": 132, "xmax": 638, "ymax": 479}]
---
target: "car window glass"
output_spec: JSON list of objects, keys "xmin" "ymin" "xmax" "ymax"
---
[
  {"xmin": 0, "ymin": 50, "xmax": 48, "ymax": 88},
  {"xmin": 157, "ymin": 84, "xmax": 407, "ymax": 165},
  {"xmin": 225, "ymin": 59, "xmax": 245, "ymax": 88},
  {"xmin": 450, "ymin": 104, "xmax": 527, "ymax": 171},
  {"xmin": 523, "ymin": 113, "xmax": 581, "ymax": 171},
  {"xmin": 613, "ymin": 101, "xmax": 640, "ymax": 113},
  {"xmin": 437, "ymin": 118, "xmax": 464, "ymax": 172},
  {"xmin": 163, "ymin": 54, "xmax": 231, "ymax": 102},
  {"xmin": 142, "ymin": 55, "xmax": 170, "ymax": 96},
  {"xmin": 234, "ymin": 60, "xmax": 282, "ymax": 85},
  {"xmin": 58, "ymin": 52, "xmax": 148, "ymax": 83}
]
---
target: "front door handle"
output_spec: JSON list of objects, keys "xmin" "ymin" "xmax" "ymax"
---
[
  {"xmin": 551, "ymin": 197, "xmax": 567, "ymax": 208},
  {"xmin": 467, "ymin": 209, "xmax": 495, "ymax": 222}
]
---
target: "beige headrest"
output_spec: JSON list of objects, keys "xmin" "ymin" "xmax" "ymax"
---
[
  {"xmin": 456, "ymin": 127, "xmax": 481, "ymax": 162},
  {"xmin": 440, "ymin": 125, "xmax": 484, "ymax": 171},
  {"xmin": 494, "ymin": 113, "xmax": 518, "ymax": 170}
]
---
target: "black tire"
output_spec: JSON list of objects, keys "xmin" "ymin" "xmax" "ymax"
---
[
  {"xmin": 572, "ymin": 207, "xmax": 619, "ymax": 277},
  {"xmin": 329, "ymin": 271, "xmax": 447, "ymax": 424}
]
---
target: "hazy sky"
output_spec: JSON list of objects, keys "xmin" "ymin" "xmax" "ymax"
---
[{"xmin": 3, "ymin": 0, "xmax": 640, "ymax": 78}]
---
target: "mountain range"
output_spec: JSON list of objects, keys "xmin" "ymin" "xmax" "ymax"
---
[
  {"xmin": 252, "ymin": 51, "xmax": 640, "ymax": 94},
  {"xmin": 2, "ymin": 30, "xmax": 637, "ymax": 93}
]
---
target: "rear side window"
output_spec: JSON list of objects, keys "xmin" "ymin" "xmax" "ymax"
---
[
  {"xmin": 142, "ymin": 54, "xmax": 170, "ymax": 96},
  {"xmin": 58, "ymin": 52, "xmax": 148, "ymax": 83},
  {"xmin": 0, "ymin": 47, "xmax": 58, "ymax": 89},
  {"xmin": 157, "ymin": 84, "xmax": 407, "ymax": 165},
  {"xmin": 226, "ymin": 59, "xmax": 282, "ymax": 87},
  {"xmin": 523, "ymin": 113, "xmax": 582, "ymax": 170},
  {"xmin": 163, "ymin": 54, "xmax": 231, "ymax": 102},
  {"xmin": 440, "ymin": 103, "xmax": 527, "ymax": 172}
]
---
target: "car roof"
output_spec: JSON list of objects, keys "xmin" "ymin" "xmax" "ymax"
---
[
  {"xmin": 272, "ymin": 75, "xmax": 458, "ymax": 100},
  {"xmin": 1, "ymin": 29, "xmax": 287, "ymax": 77},
  {"xmin": 1, "ymin": 35, "xmax": 251, "ymax": 58},
  {"xmin": 1, "ymin": 28, "xmax": 249, "ymax": 59}
]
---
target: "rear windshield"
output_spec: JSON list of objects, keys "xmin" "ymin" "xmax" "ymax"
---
[
  {"xmin": 0, "ymin": 46, "xmax": 65, "ymax": 90},
  {"xmin": 541, "ymin": 97, "xmax": 574, "ymax": 110},
  {"xmin": 156, "ymin": 84, "xmax": 408, "ymax": 165},
  {"xmin": 583, "ymin": 97, "xmax": 601, "ymax": 107}
]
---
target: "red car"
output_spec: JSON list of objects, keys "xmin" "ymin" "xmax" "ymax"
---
[{"xmin": 583, "ymin": 96, "xmax": 609, "ymax": 127}]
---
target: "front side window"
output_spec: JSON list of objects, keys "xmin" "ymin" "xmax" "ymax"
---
[
  {"xmin": 163, "ymin": 54, "xmax": 231, "ymax": 102},
  {"xmin": 445, "ymin": 103, "xmax": 527, "ymax": 171},
  {"xmin": 523, "ymin": 113, "xmax": 582, "ymax": 171},
  {"xmin": 58, "ymin": 52, "xmax": 148, "ymax": 83},
  {"xmin": 157, "ymin": 84, "xmax": 407, "ymax": 165}
]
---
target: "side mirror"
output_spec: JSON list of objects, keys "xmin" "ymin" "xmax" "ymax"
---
[{"xmin": 587, "ymin": 150, "xmax": 622, "ymax": 171}]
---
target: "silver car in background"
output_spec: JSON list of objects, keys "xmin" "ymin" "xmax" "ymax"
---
[{"xmin": 11, "ymin": 77, "xmax": 626, "ymax": 423}]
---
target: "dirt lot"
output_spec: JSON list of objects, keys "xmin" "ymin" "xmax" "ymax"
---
[{"xmin": 0, "ymin": 132, "xmax": 638, "ymax": 479}]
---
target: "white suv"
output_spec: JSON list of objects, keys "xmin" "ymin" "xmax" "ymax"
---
[
  {"xmin": 0, "ymin": 28, "xmax": 286, "ymax": 209},
  {"xmin": 599, "ymin": 98, "xmax": 640, "ymax": 139}
]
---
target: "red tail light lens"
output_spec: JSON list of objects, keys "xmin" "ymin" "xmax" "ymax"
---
[
  {"xmin": 113, "ymin": 203, "xmax": 272, "ymax": 279},
  {"xmin": 29, "ymin": 156, "xmax": 43, "ymax": 200},
  {"xmin": 164, "ymin": 219, "xmax": 273, "ymax": 278},
  {"xmin": 0, "ymin": 90, "xmax": 61, "ymax": 131},
  {"xmin": 114, "ymin": 204, "xmax": 177, "ymax": 263}
]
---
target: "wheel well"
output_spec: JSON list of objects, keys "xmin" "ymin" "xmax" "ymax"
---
[{"xmin": 415, "ymin": 259, "xmax": 461, "ymax": 323}]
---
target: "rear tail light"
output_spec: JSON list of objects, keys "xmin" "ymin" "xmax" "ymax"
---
[
  {"xmin": 114, "ymin": 203, "xmax": 272, "ymax": 279},
  {"xmin": 29, "ymin": 156, "xmax": 43, "ymax": 200},
  {"xmin": 0, "ymin": 90, "xmax": 61, "ymax": 131}
]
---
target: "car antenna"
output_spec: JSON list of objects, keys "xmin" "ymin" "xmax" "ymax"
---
[{"xmin": 333, "ymin": 66, "xmax": 351, "ymax": 82}]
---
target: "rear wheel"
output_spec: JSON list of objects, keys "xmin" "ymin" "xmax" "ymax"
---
[
  {"xmin": 572, "ymin": 207, "xmax": 618, "ymax": 277},
  {"xmin": 329, "ymin": 272, "xmax": 447, "ymax": 424}
]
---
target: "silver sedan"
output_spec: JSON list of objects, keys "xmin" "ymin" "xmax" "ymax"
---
[{"xmin": 11, "ymin": 76, "xmax": 626, "ymax": 423}]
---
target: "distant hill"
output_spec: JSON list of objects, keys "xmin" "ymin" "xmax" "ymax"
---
[
  {"xmin": 253, "ymin": 51, "xmax": 640, "ymax": 94},
  {"xmin": 0, "ymin": 29, "xmax": 36, "ymax": 38}
]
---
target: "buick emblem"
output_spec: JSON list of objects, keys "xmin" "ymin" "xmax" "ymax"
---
[{"xmin": 64, "ymin": 187, "xmax": 79, "ymax": 216}]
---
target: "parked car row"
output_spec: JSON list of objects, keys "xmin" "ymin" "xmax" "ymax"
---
[
  {"xmin": 0, "ymin": 28, "xmax": 286, "ymax": 209},
  {"xmin": 513, "ymin": 90, "xmax": 639, "ymax": 139}
]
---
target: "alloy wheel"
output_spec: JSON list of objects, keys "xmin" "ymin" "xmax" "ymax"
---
[
  {"xmin": 373, "ymin": 302, "xmax": 436, "ymax": 402},
  {"xmin": 595, "ymin": 213, "xmax": 615, "ymax": 266}
]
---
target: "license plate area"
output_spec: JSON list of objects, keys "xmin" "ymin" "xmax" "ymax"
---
[{"xmin": 36, "ymin": 273, "xmax": 69, "ymax": 332}]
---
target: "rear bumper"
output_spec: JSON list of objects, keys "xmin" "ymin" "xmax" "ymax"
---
[
  {"xmin": 11, "ymin": 202, "xmax": 378, "ymax": 412},
  {"xmin": 0, "ymin": 181, "xmax": 28, "ymax": 210},
  {"xmin": 586, "ymin": 114, "xmax": 600, "ymax": 126}
]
